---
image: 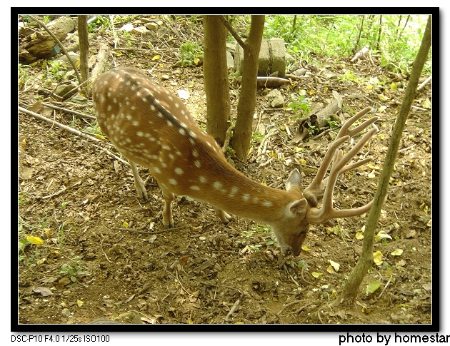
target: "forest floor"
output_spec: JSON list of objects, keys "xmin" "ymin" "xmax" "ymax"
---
[{"xmin": 18, "ymin": 16, "xmax": 432, "ymax": 326}]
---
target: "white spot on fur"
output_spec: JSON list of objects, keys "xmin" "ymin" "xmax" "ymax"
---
[
  {"xmin": 229, "ymin": 186, "xmax": 239, "ymax": 197},
  {"xmin": 168, "ymin": 178, "xmax": 177, "ymax": 185},
  {"xmin": 262, "ymin": 200, "xmax": 273, "ymax": 207},
  {"xmin": 194, "ymin": 160, "xmax": 201, "ymax": 168},
  {"xmin": 190, "ymin": 185, "xmax": 200, "ymax": 191},
  {"xmin": 174, "ymin": 167, "xmax": 184, "ymax": 175},
  {"xmin": 242, "ymin": 194, "xmax": 250, "ymax": 202},
  {"xmin": 213, "ymin": 181, "xmax": 223, "ymax": 190},
  {"xmin": 199, "ymin": 176, "xmax": 207, "ymax": 183}
]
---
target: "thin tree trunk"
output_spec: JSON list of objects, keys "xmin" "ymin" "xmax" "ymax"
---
[
  {"xmin": 353, "ymin": 15, "xmax": 365, "ymax": 54},
  {"xmin": 398, "ymin": 14, "xmax": 411, "ymax": 40},
  {"xmin": 203, "ymin": 15, "xmax": 230, "ymax": 146},
  {"xmin": 376, "ymin": 15, "xmax": 383, "ymax": 51},
  {"xmin": 339, "ymin": 16, "xmax": 431, "ymax": 305},
  {"xmin": 230, "ymin": 15, "xmax": 265, "ymax": 161}
]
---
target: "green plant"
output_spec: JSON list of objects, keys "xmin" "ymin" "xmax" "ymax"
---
[
  {"xmin": 264, "ymin": 15, "xmax": 430, "ymax": 74},
  {"xmin": 18, "ymin": 64, "xmax": 30, "ymax": 90},
  {"xmin": 59, "ymin": 256, "xmax": 87, "ymax": 282},
  {"xmin": 84, "ymin": 123, "xmax": 103, "ymax": 137},
  {"xmin": 88, "ymin": 15, "xmax": 110, "ymax": 33},
  {"xmin": 288, "ymin": 95, "xmax": 310, "ymax": 117},
  {"xmin": 119, "ymin": 30, "xmax": 134, "ymax": 47},
  {"xmin": 251, "ymin": 131, "xmax": 264, "ymax": 144},
  {"xmin": 179, "ymin": 41, "xmax": 203, "ymax": 67},
  {"xmin": 46, "ymin": 60, "xmax": 66, "ymax": 81}
]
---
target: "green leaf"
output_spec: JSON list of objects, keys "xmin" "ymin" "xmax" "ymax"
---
[{"xmin": 366, "ymin": 280, "xmax": 381, "ymax": 295}]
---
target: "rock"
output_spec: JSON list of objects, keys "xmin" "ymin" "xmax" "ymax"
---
[{"xmin": 266, "ymin": 89, "xmax": 285, "ymax": 108}]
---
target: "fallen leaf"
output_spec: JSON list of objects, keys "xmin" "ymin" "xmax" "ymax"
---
[
  {"xmin": 329, "ymin": 260, "xmax": 340, "ymax": 272},
  {"xmin": 396, "ymin": 259, "xmax": 406, "ymax": 267},
  {"xmin": 33, "ymin": 287, "xmax": 53, "ymax": 297},
  {"xmin": 405, "ymin": 229, "xmax": 417, "ymax": 239},
  {"xmin": 366, "ymin": 280, "xmax": 381, "ymax": 295},
  {"xmin": 26, "ymin": 235, "xmax": 44, "ymax": 245},
  {"xmin": 375, "ymin": 230, "xmax": 392, "ymax": 242},
  {"xmin": 311, "ymin": 272, "xmax": 323, "ymax": 279},
  {"xmin": 355, "ymin": 231, "xmax": 364, "ymax": 240},
  {"xmin": 301, "ymin": 244, "xmax": 311, "ymax": 252},
  {"xmin": 391, "ymin": 249, "xmax": 404, "ymax": 256},
  {"xmin": 151, "ymin": 54, "xmax": 161, "ymax": 61},
  {"xmin": 378, "ymin": 94, "xmax": 389, "ymax": 101},
  {"xmin": 373, "ymin": 251, "xmax": 384, "ymax": 266},
  {"xmin": 77, "ymin": 299, "xmax": 84, "ymax": 307},
  {"xmin": 422, "ymin": 98, "xmax": 431, "ymax": 109}
]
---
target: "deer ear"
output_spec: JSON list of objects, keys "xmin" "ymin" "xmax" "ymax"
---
[
  {"xmin": 285, "ymin": 168, "xmax": 302, "ymax": 192},
  {"xmin": 287, "ymin": 199, "xmax": 308, "ymax": 217}
]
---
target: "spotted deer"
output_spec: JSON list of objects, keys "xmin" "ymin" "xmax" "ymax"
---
[{"xmin": 93, "ymin": 67, "xmax": 378, "ymax": 256}]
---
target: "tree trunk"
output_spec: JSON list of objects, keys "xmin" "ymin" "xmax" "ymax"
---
[
  {"xmin": 339, "ymin": 16, "xmax": 431, "ymax": 305},
  {"xmin": 376, "ymin": 15, "xmax": 383, "ymax": 51},
  {"xmin": 230, "ymin": 15, "xmax": 265, "ymax": 161},
  {"xmin": 203, "ymin": 16, "xmax": 230, "ymax": 146},
  {"xmin": 77, "ymin": 16, "xmax": 89, "ymax": 91},
  {"xmin": 353, "ymin": 15, "xmax": 365, "ymax": 54}
]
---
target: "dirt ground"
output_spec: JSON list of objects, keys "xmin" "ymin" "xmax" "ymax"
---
[{"xmin": 17, "ymin": 16, "xmax": 432, "ymax": 326}]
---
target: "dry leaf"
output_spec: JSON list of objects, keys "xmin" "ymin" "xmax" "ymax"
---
[
  {"xmin": 391, "ymin": 249, "xmax": 404, "ymax": 256},
  {"xmin": 373, "ymin": 251, "xmax": 384, "ymax": 266},
  {"xmin": 311, "ymin": 272, "xmax": 323, "ymax": 279},
  {"xmin": 301, "ymin": 244, "xmax": 311, "ymax": 252},
  {"xmin": 329, "ymin": 260, "xmax": 340, "ymax": 272}
]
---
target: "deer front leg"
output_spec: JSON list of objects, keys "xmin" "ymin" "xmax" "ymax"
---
[
  {"xmin": 129, "ymin": 161, "xmax": 148, "ymax": 201},
  {"xmin": 215, "ymin": 208, "xmax": 231, "ymax": 224}
]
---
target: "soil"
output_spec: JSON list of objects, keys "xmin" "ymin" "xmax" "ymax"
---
[{"xmin": 17, "ymin": 15, "xmax": 432, "ymax": 326}]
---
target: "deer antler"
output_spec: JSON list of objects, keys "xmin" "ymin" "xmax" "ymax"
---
[{"xmin": 303, "ymin": 107, "xmax": 378, "ymax": 224}]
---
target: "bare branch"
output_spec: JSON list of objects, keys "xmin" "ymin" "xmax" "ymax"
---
[
  {"xmin": 29, "ymin": 16, "xmax": 82, "ymax": 86},
  {"xmin": 219, "ymin": 16, "xmax": 247, "ymax": 50}
]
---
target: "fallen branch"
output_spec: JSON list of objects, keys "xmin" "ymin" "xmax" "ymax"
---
[
  {"xmin": 19, "ymin": 106, "xmax": 128, "ymax": 166},
  {"xmin": 42, "ymin": 102, "xmax": 96, "ymax": 120},
  {"xmin": 417, "ymin": 75, "xmax": 432, "ymax": 92},
  {"xmin": 224, "ymin": 294, "xmax": 243, "ymax": 322}
]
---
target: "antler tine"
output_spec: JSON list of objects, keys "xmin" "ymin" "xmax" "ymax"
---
[
  {"xmin": 303, "ymin": 108, "xmax": 378, "ymax": 206},
  {"xmin": 303, "ymin": 135, "xmax": 350, "ymax": 205},
  {"xmin": 307, "ymin": 128, "xmax": 377, "ymax": 224},
  {"xmin": 336, "ymin": 107, "xmax": 372, "ymax": 138}
]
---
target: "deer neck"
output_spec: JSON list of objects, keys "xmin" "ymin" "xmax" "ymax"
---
[{"xmin": 184, "ymin": 147, "xmax": 296, "ymax": 225}]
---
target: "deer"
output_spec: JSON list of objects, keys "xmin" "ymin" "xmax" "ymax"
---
[{"xmin": 92, "ymin": 67, "xmax": 378, "ymax": 256}]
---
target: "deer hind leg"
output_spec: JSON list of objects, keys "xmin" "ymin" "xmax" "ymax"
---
[
  {"xmin": 215, "ymin": 208, "xmax": 231, "ymax": 224},
  {"xmin": 129, "ymin": 161, "xmax": 148, "ymax": 201},
  {"xmin": 161, "ymin": 188, "xmax": 175, "ymax": 228}
]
